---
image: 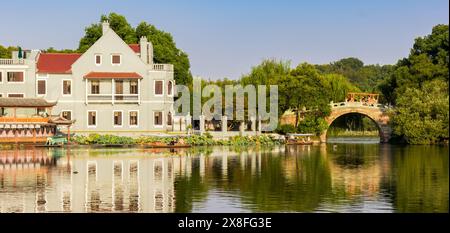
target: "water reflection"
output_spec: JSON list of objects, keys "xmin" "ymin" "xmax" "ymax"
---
[{"xmin": 0, "ymin": 145, "xmax": 448, "ymax": 213}]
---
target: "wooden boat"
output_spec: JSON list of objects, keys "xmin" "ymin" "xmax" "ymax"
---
[{"xmin": 285, "ymin": 133, "xmax": 314, "ymax": 145}]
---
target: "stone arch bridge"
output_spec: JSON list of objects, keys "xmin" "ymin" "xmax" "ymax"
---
[{"xmin": 320, "ymin": 95, "xmax": 392, "ymax": 143}]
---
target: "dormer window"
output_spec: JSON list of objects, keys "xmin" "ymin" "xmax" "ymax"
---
[
  {"xmin": 95, "ymin": 54, "xmax": 102, "ymax": 65},
  {"xmin": 112, "ymin": 54, "xmax": 121, "ymax": 65}
]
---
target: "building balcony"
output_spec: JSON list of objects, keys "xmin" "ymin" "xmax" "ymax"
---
[
  {"xmin": 86, "ymin": 94, "xmax": 140, "ymax": 104},
  {"xmin": 0, "ymin": 58, "xmax": 25, "ymax": 65},
  {"xmin": 152, "ymin": 64, "xmax": 173, "ymax": 72}
]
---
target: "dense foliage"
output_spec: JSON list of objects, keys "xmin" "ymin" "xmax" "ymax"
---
[
  {"xmin": 381, "ymin": 24, "xmax": 449, "ymax": 144},
  {"xmin": 392, "ymin": 79, "xmax": 449, "ymax": 144},
  {"xmin": 71, "ymin": 133, "xmax": 281, "ymax": 146},
  {"xmin": 0, "ymin": 45, "xmax": 17, "ymax": 58},
  {"xmin": 379, "ymin": 24, "xmax": 449, "ymax": 105},
  {"xmin": 316, "ymin": 57, "xmax": 393, "ymax": 93},
  {"xmin": 240, "ymin": 59, "xmax": 358, "ymax": 134},
  {"xmin": 72, "ymin": 134, "xmax": 135, "ymax": 145}
]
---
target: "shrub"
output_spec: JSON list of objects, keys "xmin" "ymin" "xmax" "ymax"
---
[{"xmin": 275, "ymin": 124, "xmax": 297, "ymax": 135}]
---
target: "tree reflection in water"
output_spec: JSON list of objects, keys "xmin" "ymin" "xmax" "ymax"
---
[{"xmin": 0, "ymin": 145, "xmax": 447, "ymax": 213}]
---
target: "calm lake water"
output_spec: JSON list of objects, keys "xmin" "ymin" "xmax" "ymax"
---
[{"xmin": 0, "ymin": 143, "xmax": 448, "ymax": 213}]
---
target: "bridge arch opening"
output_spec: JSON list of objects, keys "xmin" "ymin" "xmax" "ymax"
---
[
  {"xmin": 320, "ymin": 92, "xmax": 392, "ymax": 143},
  {"xmin": 325, "ymin": 112, "xmax": 382, "ymax": 143}
]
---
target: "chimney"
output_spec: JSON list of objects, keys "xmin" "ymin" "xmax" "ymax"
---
[
  {"xmin": 102, "ymin": 20, "xmax": 110, "ymax": 35},
  {"xmin": 139, "ymin": 36, "xmax": 148, "ymax": 64},
  {"xmin": 147, "ymin": 40, "xmax": 154, "ymax": 65}
]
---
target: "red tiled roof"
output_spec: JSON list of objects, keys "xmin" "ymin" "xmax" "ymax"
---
[
  {"xmin": 37, "ymin": 44, "xmax": 139, "ymax": 73},
  {"xmin": 83, "ymin": 72, "xmax": 142, "ymax": 79},
  {"xmin": 128, "ymin": 44, "xmax": 140, "ymax": 53},
  {"xmin": 37, "ymin": 53, "xmax": 81, "ymax": 74}
]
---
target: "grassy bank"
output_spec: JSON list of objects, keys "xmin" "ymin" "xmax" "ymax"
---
[{"xmin": 71, "ymin": 133, "xmax": 282, "ymax": 147}]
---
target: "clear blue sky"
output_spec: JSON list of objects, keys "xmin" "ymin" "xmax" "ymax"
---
[{"xmin": 1, "ymin": 0, "xmax": 448, "ymax": 79}]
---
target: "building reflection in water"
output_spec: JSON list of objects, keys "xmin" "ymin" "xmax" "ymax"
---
[
  {"xmin": 0, "ymin": 146, "xmax": 383, "ymax": 212},
  {"xmin": 0, "ymin": 148, "xmax": 178, "ymax": 213},
  {"xmin": 0, "ymin": 145, "xmax": 447, "ymax": 213}
]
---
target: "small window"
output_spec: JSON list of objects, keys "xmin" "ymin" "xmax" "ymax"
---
[
  {"xmin": 62, "ymin": 111, "xmax": 72, "ymax": 120},
  {"xmin": 0, "ymin": 94, "xmax": 2, "ymax": 97},
  {"xmin": 63, "ymin": 80, "xmax": 72, "ymax": 95},
  {"xmin": 37, "ymin": 80, "xmax": 46, "ymax": 95},
  {"xmin": 167, "ymin": 112, "xmax": 172, "ymax": 126},
  {"xmin": 112, "ymin": 55, "xmax": 121, "ymax": 65},
  {"xmin": 0, "ymin": 72, "xmax": 2, "ymax": 82},
  {"xmin": 167, "ymin": 81, "xmax": 173, "ymax": 96},
  {"xmin": 7, "ymin": 93, "xmax": 24, "ymax": 98},
  {"xmin": 129, "ymin": 111, "xmax": 138, "ymax": 127},
  {"xmin": 130, "ymin": 80, "xmax": 138, "ymax": 94},
  {"xmin": 113, "ymin": 111, "xmax": 122, "ymax": 126},
  {"xmin": 154, "ymin": 81, "xmax": 163, "ymax": 95},
  {"xmin": 91, "ymin": 80, "xmax": 100, "ymax": 94},
  {"xmin": 88, "ymin": 111, "xmax": 97, "ymax": 127},
  {"xmin": 95, "ymin": 55, "xmax": 102, "ymax": 65},
  {"xmin": 7, "ymin": 72, "xmax": 24, "ymax": 82},
  {"xmin": 154, "ymin": 111, "xmax": 163, "ymax": 126}
]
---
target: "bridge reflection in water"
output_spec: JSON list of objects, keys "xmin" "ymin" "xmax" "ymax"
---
[{"xmin": 0, "ymin": 145, "xmax": 447, "ymax": 213}]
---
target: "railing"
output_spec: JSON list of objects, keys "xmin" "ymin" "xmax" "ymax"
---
[
  {"xmin": 0, "ymin": 117, "xmax": 49, "ymax": 123},
  {"xmin": 87, "ymin": 94, "xmax": 139, "ymax": 104},
  {"xmin": 331, "ymin": 102, "xmax": 387, "ymax": 109},
  {"xmin": 153, "ymin": 63, "xmax": 173, "ymax": 71},
  {"xmin": 0, "ymin": 58, "xmax": 25, "ymax": 65}
]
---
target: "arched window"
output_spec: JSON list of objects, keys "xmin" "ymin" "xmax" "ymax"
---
[
  {"xmin": 167, "ymin": 112, "xmax": 172, "ymax": 126},
  {"xmin": 167, "ymin": 81, "xmax": 173, "ymax": 96}
]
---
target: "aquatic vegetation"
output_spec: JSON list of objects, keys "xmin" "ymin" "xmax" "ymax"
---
[
  {"xmin": 72, "ymin": 134, "xmax": 135, "ymax": 145},
  {"xmin": 71, "ymin": 133, "xmax": 281, "ymax": 146}
]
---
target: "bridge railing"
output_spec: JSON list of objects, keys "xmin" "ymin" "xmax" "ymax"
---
[{"xmin": 330, "ymin": 102, "xmax": 389, "ymax": 109}]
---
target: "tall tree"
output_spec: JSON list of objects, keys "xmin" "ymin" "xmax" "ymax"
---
[
  {"xmin": 136, "ymin": 22, "xmax": 192, "ymax": 85},
  {"xmin": 392, "ymin": 79, "xmax": 449, "ymax": 144},
  {"xmin": 78, "ymin": 13, "xmax": 136, "ymax": 52},
  {"xmin": 316, "ymin": 57, "xmax": 392, "ymax": 93},
  {"xmin": 379, "ymin": 24, "xmax": 449, "ymax": 104},
  {"xmin": 384, "ymin": 24, "xmax": 449, "ymax": 144},
  {"xmin": 0, "ymin": 45, "xmax": 18, "ymax": 59}
]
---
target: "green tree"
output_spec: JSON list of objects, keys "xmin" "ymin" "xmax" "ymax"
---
[
  {"xmin": 78, "ymin": 13, "xmax": 137, "ymax": 52},
  {"xmin": 0, "ymin": 45, "xmax": 18, "ymax": 58},
  {"xmin": 289, "ymin": 63, "xmax": 332, "ymax": 127},
  {"xmin": 136, "ymin": 22, "xmax": 192, "ymax": 85},
  {"xmin": 44, "ymin": 47, "xmax": 78, "ymax": 53},
  {"xmin": 0, "ymin": 45, "xmax": 8, "ymax": 58},
  {"xmin": 379, "ymin": 24, "xmax": 449, "ymax": 104},
  {"xmin": 316, "ymin": 57, "xmax": 392, "ymax": 93},
  {"xmin": 241, "ymin": 59, "xmax": 291, "ymax": 86},
  {"xmin": 392, "ymin": 79, "xmax": 449, "ymax": 144},
  {"xmin": 297, "ymin": 115, "xmax": 328, "ymax": 135},
  {"xmin": 240, "ymin": 59, "xmax": 291, "ymax": 121},
  {"xmin": 322, "ymin": 73, "xmax": 360, "ymax": 103},
  {"xmin": 77, "ymin": 13, "xmax": 192, "ymax": 85}
]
